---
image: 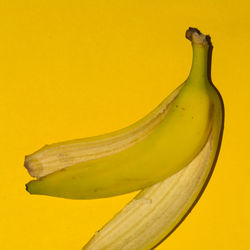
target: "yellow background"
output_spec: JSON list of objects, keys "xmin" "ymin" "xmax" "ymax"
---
[{"xmin": 0, "ymin": 0, "xmax": 249, "ymax": 249}]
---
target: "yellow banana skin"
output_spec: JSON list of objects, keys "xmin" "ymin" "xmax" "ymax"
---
[
  {"xmin": 25, "ymin": 28, "xmax": 213, "ymax": 200},
  {"xmin": 83, "ymin": 29, "xmax": 224, "ymax": 249}
]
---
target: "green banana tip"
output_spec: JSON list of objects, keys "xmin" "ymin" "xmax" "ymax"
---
[
  {"xmin": 186, "ymin": 27, "xmax": 211, "ymax": 47},
  {"xmin": 25, "ymin": 181, "xmax": 35, "ymax": 195}
]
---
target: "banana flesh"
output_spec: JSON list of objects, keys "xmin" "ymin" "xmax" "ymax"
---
[{"xmin": 25, "ymin": 29, "xmax": 214, "ymax": 199}]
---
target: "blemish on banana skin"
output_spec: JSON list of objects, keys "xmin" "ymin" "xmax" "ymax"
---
[{"xmin": 175, "ymin": 105, "xmax": 185, "ymax": 111}]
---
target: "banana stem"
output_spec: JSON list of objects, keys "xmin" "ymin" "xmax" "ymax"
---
[{"xmin": 186, "ymin": 28, "xmax": 211, "ymax": 83}]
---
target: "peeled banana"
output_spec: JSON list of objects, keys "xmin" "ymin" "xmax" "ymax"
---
[
  {"xmin": 82, "ymin": 28, "xmax": 224, "ymax": 249},
  {"xmin": 25, "ymin": 28, "xmax": 216, "ymax": 200},
  {"xmin": 25, "ymin": 27, "xmax": 224, "ymax": 249}
]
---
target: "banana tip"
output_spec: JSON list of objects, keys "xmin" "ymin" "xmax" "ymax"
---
[
  {"xmin": 24, "ymin": 156, "xmax": 33, "ymax": 177},
  {"xmin": 24, "ymin": 155, "xmax": 29, "ymax": 169},
  {"xmin": 25, "ymin": 183, "xmax": 31, "ymax": 193},
  {"xmin": 25, "ymin": 181, "xmax": 35, "ymax": 194}
]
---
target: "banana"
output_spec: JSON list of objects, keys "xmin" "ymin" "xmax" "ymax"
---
[
  {"xmin": 25, "ymin": 28, "xmax": 224, "ymax": 249},
  {"xmin": 25, "ymin": 28, "xmax": 218, "ymax": 202},
  {"xmin": 83, "ymin": 28, "xmax": 224, "ymax": 249}
]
